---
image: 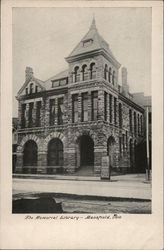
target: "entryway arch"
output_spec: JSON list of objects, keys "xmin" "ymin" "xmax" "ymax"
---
[
  {"xmin": 23, "ymin": 140, "xmax": 38, "ymax": 173},
  {"xmin": 47, "ymin": 138, "xmax": 64, "ymax": 167}
]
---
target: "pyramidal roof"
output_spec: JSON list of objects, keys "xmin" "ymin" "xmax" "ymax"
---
[{"xmin": 67, "ymin": 18, "xmax": 115, "ymax": 59}]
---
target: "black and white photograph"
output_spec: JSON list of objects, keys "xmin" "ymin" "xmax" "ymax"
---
[
  {"xmin": 12, "ymin": 7, "xmax": 152, "ymax": 214},
  {"xmin": 0, "ymin": 1, "xmax": 163, "ymax": 249}
]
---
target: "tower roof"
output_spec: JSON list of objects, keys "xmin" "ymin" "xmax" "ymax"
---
[{"xmin": 67, "ymin": 17, "xmax": 116, "ymax": 60}]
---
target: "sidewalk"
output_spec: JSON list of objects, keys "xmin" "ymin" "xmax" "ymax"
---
[{"xmin": 13, "ymin": 174, "xmax": 151, "ymax": 200}]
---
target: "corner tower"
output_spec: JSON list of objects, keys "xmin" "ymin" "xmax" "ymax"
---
[{"xmin": 65, "ymin": 18, "xmax": 121, "ymax": 87}]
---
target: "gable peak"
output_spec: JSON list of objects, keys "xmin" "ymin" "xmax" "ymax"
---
[{"xmin": 90, "ymin": 16, "xmax": 97, "ymax": 30}]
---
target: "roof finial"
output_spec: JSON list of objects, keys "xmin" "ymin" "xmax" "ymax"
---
[{"xmin": 90, "ymin": 14, "xmax": 96, "ymax": 30}]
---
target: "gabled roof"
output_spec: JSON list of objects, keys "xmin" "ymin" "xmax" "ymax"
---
[
  {"xmin": 44, "ymin": 69, "xmax": 68, "ymax": 90},
  {"xmin": 17, "ymin": 76, "xmax": 45, "ymax": 97},
  {"xmin": 67, "ymin": 18, "xmax": 116, "ymax": 60}
]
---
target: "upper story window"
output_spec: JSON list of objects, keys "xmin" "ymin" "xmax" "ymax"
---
[
  {"xmin": 21, "ymin": 103, "xmax": 26, "ymax": 128},
  {"xmin": 91, "ymin": 91, "xmax": 98, "ymax": 121},
  {"xmin": 72, "ymin": 94, "xmax": 78, "ymax": 123},
  {"xmin": 82, "ymin": 65, "xmax": 88, "ymax": 81},
  {"xmin": 81, "ymin": 93, "xmax": 88, "ymax": 122},
  {"xmin": 35, "ymin": 85, "xmax": 38, "ymax": 93},
  {"xmin": 83, "ymin": 39, "xmax": 93, "ymax": 47},
  {"xmin": 36, "ymin": 101, "xmax": 41, "ymax": 127},
  {"xmin": 137, "ymin": 114, "xmax": 140, "ymax": 135},
  {"xmin": 119, "ymin": 103, "xmax": 122, "ymax": 128},
  {"xmin": 104, "ymin": 92, "xmax": 107, "ymax": 121},
  {"xmin": 90, "ymin": 63, "xmax": 96, "ymax": 80},
  {"xmin": 109, "ymin": 94, "xmax": 112, "ymax": 123},
  {"xmin": 140, "ymin": 115, "xmax": 143, "ymax": 135},
  {"xmin": 58, "ymin": 97, "xmax": 64, "ymax": 125},
  {"xmin": 28, "ymin": 102, "xmax": 34, "ymax": 127},
  {"xmin": 129, "ymin": 109, "xmax": 132, "ymax": 132},
  {"xmin": 134, "ymin": 112, "xmax": 137, "ymax": 135},
  {"xmin": 114, "ymin": 97, "xmax": 117, "ymax": 125},
  {"xmin": 108, "ymin": 67, "xmax": 112, "ymax": 83},
  {"xmin": 112, "ymin": 71, "xmax": 115, "ymax": 85},
  {"xmin": 74, "ymin": 66, "xmax": 80, "ymax": 83},
  {"xmin": 25, "ymin": 88, "xmax": 28, "ymax": 95},
  {"xmin": 104, "ymin": 64, "xmax": 108, "ymax": 80},
  {"xmin": 49, "ymin": 99, "xmax": 55, "ymax": 126},
  {"xmin": 30, "ymin": 83, "xmax": 33, "ymax": 94},
  {"xmin": 52, "ymin": 78, "xmax": 67, "ymax": 88}
]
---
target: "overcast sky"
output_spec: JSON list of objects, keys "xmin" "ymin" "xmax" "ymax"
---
[{"xmin": 13, "ymin": 7, "xmax": 151, "ymax": 117}]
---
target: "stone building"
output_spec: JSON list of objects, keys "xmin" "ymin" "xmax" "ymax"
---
[{"xmin": 15, "ymin": 18, "xmax": 145, "ymax": 178}]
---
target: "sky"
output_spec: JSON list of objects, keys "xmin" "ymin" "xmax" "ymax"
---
[{"xmin": 13, "ymin": 7, "xmax": 151, "ymax": 117}]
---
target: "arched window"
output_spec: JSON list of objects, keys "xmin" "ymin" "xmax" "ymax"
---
[
  {"xmin": 104, "ymin": 64, "xmax": 108, "ymax": 80},
  {"xmin": 108, "ymin": 67, "xmax": 112, "ymax": 82},
  {"xmin": 82, "ymin": 64, "xmax": 88, "ymax": 81},
  {"xmin": 112, "ymin": 71, "xmax": 115, "ymax": 85},
  {"xmin": 74, "ymin": 66, "xmax": 80, "ymax": 82},
  {"xmin": 90, "ymin": 63, "xmax": 96, "ymax": 79}
]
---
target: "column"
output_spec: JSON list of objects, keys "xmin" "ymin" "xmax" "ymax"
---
[
  {"xmin": 37, "ymin": 151, "xmax": 47, "ymax": 174},
  {"xmin": 44, "ymin": 98, "xmax": 50, "ymax": 127},
  {"xmin": 78, "ymin": 93, "xmax": 82, "ymax": 122},
  {"xmin": 55, "ymin": 98, "xmax": 58, "ymax": 125},
  {"xmin": 15, "ymin": 152, "xmax": 23, "ymax": 173},
  {"xmin": 98, "ymin": 90, "xmax": 104, "ymax": 121},
  {"xmin": 88, "ymin": 91, "xmax": 92, "ymax": 121},
  {"xmin": 107, "ymin": 94, "xmax": 109, "ymax": 122},
  {"xmin": 25, "ymin": 103, "xmax": 30, "ymax": 128}
]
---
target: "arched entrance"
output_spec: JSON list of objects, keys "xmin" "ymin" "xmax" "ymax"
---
[
  {"xmin": 107, "ymin": 136, "xmax": 115, "ymax": 170},
  {"xmin": 47, "ymin": 138, "xmax": 64, "ymax": 174},
  {"xmin": 23, "ymin": 140, "xmax": 38, "ymax": 174},
  {"xmin": 76, "ymin": 135, "xmax": 94, "ymax": 176}
]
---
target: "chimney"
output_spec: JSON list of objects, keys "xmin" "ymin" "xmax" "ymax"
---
[
  {"xmin": 25, "ymin": 67, "xmax": 33, "ymax": 81},
  {"xmin": 121, "ymin": 67, "xmax": 129, "ymax": 96}
]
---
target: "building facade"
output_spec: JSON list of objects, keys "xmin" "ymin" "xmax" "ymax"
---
[{"xmin": 15, "ymin": 19, "xmax": 145, "ymax": 178}]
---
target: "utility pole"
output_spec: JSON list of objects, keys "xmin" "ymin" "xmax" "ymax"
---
[{"xmin": 146, "ymin": 106, "xmax": 150, "ymax": 181}]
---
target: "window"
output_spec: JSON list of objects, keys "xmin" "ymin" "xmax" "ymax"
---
[
  {"xmin": 82, "ymin": 65, "xmax": 88, "ymax": 81},
  {"xmin": 126, "ymin": 131, "xmax": 128, "ymax": 149},
  {"xmin": 21, "ymin": 104, "xmax": 26, "ymax": 128},
  {"xmin": 104, "ymin": 92, "xmax": 107, "ymax": 121},
  {"xmin": 52, "ymin": 81, "xmax": 59, "ymax": 88},
  {"xmin": 112, "ymin": 71, "xmax": 115, "ymax": 85},
  {"xmin": 58, "ymin": 98, "xmax": 64, "ymax": 125},
  {"xmin": 83, "ymin": 39, "xmax": 93, "ymax": 47},
  {"xmin": 72, "ymin": 94, "xmax": 78, "ymax": 123},
  {"xmin": 74, "ymin": 66, "xmax": 80, "ymax": 82},
  {"xmin": 119, "ymin": 103, "xmax": 122, "ymax": 128},
  {"xmin": 28, "ymin": 102, "xmax": 34, "ymax": 127},
  {"xmin": 82, "ymin": 93, "xmax": 88, "ymax": 122},
  {"xmin": 114, "ymin": 97, "xmax": 117, "ymax": 125},
  {"xmin": 60, "ymin": 79, "xmax": 67, "ymax": 86},
  {"xmin": 36, "ymin": 101, "xmax": 41, "ymax": 127},
  {"xmin": 104, "ymin": 64, "xmax": 108, "ymax": 80},
  {"xmin": 129, "ymin": 109, "xmax": 132, "ymax": 132},
  {"xmin": 122, "ymin": 134, "xmax": 125, "ymax": 152},
  {"xmin": 90, "ymin": 63, "xmax": 96, "ymax": 79},
  {"xmin": 30, "ymin": 83, "xmax": 33, "ymax": 94},
  {"xmin": 35, "ymin": 85, "xmax": 38, "ymax": 93},
  {"xmin": 134, "ymin": 112, "xmax": 137, "ymax": 135},
  {"xmin": 25, "ymin": 88, "xmax": 28, "ymax": 95},
  {"xmin": 140, "ymin": 115, "xmax": 143, "ymax": 135},
  {"xmin": 119, "ymin": 137, "xmax": 122, "ymax": 156},
  {"xmin": 149, "ymin": 112, "xmax": 151, "ymax": 124},
  {"xmin": 49, "ymin": 99, "xmax": 55, "ymax": 126},
  {"xmin": 91, "ymin": 91, "xmax": 98, "ymax": 121},
  {"xmin": 138, "ymin": 114, "xmax": 140, "ymax": 135},
  {"xmin": 108, "ymin": 67, "xmax": 112, "ymax": 82},
  {"xmin": 109, "ymin": 94, "xmax": 112, "ymax": 123}
]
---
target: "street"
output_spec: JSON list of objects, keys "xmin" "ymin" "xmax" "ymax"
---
[{"xmin": 13, "ymin": 174, "xmax": 151, "ymax": 213}]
